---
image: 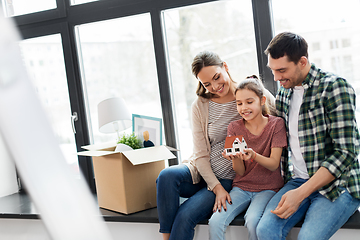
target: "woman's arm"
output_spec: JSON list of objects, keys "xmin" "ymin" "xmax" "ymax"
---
[{"xmin": 191, "ymin": 99, "xmax": 220, "ymax": 190}]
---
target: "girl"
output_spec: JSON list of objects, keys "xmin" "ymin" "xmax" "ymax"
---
[
  {"xmin": 156, "ymin": 52, "xmax": 276, "ymax": 240},
  {"xmin": 208, "ymin": 75, "xmax": 287, "ymax": 240}
]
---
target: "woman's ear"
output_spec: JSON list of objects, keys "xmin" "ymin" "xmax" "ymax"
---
[{"xmin": 223, "ymin": 62, "xmax": 229, "ymax": 71}]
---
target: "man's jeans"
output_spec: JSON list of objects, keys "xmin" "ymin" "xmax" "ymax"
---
[
  {"xmin": 156, "ymin": 164, "xmax": 233, "ymax": 240},
  {"xmin": 257, "ymin": 178, "xmax": 360, "ymax": 240}
]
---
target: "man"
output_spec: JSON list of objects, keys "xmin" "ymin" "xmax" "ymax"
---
[{"xmin": 257, "ymin": 32, "xmax": 360, "ymax": 239}]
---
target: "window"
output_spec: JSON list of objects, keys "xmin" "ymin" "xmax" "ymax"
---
[
  {"xmin": 312, "ymin": 42, "xmax": 320, "ymax": 51},
  {"xmin": 330, "ymin": 40, "xmax": 339, "ymax": 49},
  {"xmin": 1, "ymin": 0, "xmax": 56, "ymax": 17},
  {"xmin": 163, "ymin": 0, "xmax": 258, "ymax": 160},
  {"xmin": 342, "ymin": 38, "xmax": 351, "ymax": 48},
  {"xmin": 19, "ymin": 34, "xmax": 80, "ymax": 174},
  {"xmin": 75, "ymin": 13, "xmax": 163, "ymax": 145},
  {"xmin": 271, "ymin": 0, "xmax": 360, "ymax": 128}
]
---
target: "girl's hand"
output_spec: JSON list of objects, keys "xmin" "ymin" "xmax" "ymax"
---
[
  {"xmin": 243, "ymin": 148, "xmax": 255, "ymax": 162},
  {"xmin": 212, "ymin": 184, "xmax": 232, "ymax": 213},
  {"xmin": 222, "ymin": 150, "xmax": 243, "ymax": 161}
]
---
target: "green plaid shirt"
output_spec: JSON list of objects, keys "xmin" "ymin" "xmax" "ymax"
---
[{"xmin": 276, "ymin": 64, "xmax": 360, "ymax": 201}]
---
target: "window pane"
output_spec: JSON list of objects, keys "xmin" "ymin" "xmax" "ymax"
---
[
  {"xmin": 1, "ymin": 0, "xmax": 56, "ymax": 17},
  {"xmin": 271, "ymin": 0, "xmax": 360, "ymax": 128},
  {"xmin": 163, "ymin": 0, "xmax": 258, "ymax": 160},
  {"xmin": 19, "ymin": 34, "xmax": 80, "ymax": 174},
  {"xmin": 76, "ymin": 13, "xmax": 163, "ymax": 145}
]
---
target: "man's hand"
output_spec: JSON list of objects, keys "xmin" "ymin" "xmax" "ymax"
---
[
  {"xmin": 271, "ymin": 167, "xmax": 336, "ymax": 219},
  {"xmin": 271, "ymin": 188, "xmax": 305, "ymax": 219},
  {"xmin": 212, "ymin": 184, "xmax": 232, "ymax": 213}
]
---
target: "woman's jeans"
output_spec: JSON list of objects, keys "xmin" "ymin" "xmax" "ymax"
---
[
  {"xmin": 208, "ymin": 187, "xmax": 275, "ymax": 240},
  {"xmin": 156, "ymin": 164, "xmax": 233, "ymax": 240},
  {"xmin": 257, "ymin": 178, "xmax": 360, "ymax": 240}
]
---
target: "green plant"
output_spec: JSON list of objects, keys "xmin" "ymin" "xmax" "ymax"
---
[{"xmin": 117, "ymin": 133, "xmax": 142, "ymax": 149}]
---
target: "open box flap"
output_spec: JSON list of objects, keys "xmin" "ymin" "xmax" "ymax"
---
[
  {"xmin": 77, "ymin": 150, "xmax": 117, "ymax": 157},
  {"xmin": 81, "ymin": 141, "xmax": 116, "ymax": 151},
  {"xmin": 122, "ymin": 146, "xmax": 176, "ymax": 165}
]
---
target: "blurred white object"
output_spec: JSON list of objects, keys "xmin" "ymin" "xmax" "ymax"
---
[
  {"xmin": 0, "ymin": 10, "xmax": 112, "ymax": 240},
  {"xmin": 98, "ymin": 97, "xmax": 132, "ymax": 140},
  {"xmin": 114, "ymin": 143, "xmax": 133, "ymax": 152}
]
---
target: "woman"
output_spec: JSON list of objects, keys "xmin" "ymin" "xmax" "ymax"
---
[{"xmin": 156, "ymin": 51, "xmax": 275, "ymax": 240}]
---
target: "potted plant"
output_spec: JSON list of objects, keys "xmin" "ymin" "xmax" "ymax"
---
[{"xmin": 116, "ymin": 132, "xmax": 142, "ymax": 151}]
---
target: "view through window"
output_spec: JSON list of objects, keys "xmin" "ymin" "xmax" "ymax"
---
[
  {"xmin": 271, "ymin": 0, "xmax": 360, "ymax": 127},
  {"xmin": 1, "ymin": 0, "xmax": 56, "ymax": 17},
  {"xmin": 75, "ymin": 13, "xmax": 163, "ymax": 145},
  {"xmin": 19, "ymin": 34, "xmax": 80, "ymax": 174},
  {"xmin": 163, "ymin": 0, "xmax": 258, "ymax": 160}
]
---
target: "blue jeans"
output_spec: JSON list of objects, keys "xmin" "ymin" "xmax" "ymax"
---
[
  {"xmin": 257, "ymin": 178, "xmax": 360, "ymax": 240},
  {"xmin": 156, "ymin": 164, "xmax": 233, "ymax": 240},
  {"xmin": 208, "ymin": 187, "xmax": 275, "ymax": 240}
]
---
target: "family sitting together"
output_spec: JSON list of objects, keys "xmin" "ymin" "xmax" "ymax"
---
[{"xmin": 156, "ymin": 32, "xmax": 360, "ymax": 240}]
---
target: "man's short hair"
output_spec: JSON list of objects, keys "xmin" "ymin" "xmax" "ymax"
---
[{"xmin": 264, "ymin": 32, "xmax": 308, "ymax": 64}]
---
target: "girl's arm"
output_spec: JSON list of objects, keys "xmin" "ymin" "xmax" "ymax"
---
[{"xmin": 243, "ymin": 147, "xmax": 283, "ymax": 171}]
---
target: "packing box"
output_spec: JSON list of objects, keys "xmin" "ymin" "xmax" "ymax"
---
[{"xmin": 78, "ymin": 142, "xmax": 176, "ymax": 214}]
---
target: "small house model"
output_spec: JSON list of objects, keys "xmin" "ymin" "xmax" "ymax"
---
[{"xmin": 224, "ymin": 135, "xmax": 247, "ymax": 155}]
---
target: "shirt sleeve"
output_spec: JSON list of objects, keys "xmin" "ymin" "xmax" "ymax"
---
[
  {"xmin": 191, "ymin": 100, "xmax": 220, "ymax": 191},
  {"xmin": 270, "ymin": 117, "xmax": 287, "ymax": 149},
  {"xmin": 321, "ymin": 78, "xmax": 360, "ymax": 178}
]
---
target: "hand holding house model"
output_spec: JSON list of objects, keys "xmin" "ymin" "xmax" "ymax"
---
[{"xmin": 224, "ymin": 135, "xmax": 248, "ymax": 155}]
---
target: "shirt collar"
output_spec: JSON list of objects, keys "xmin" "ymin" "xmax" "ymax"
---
[{"xmin": 301, "ymin": 63, "xmax": 318, "ymax": 90}]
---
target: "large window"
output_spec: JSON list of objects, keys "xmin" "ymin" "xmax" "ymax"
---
[
  {"xmin": 163, "ymin": 0, "xmax": 258, "ymax": 159},
  {"xmin": 75, "ymin": 13, "xmax": 163, "ymax": 145},
  {"xmin": 271, "ymin": 0, "xmax": 360, "ymax": 126},
  {"xmin": 11, "ymin": 0, "xmax": 360, "ymax": 191}
]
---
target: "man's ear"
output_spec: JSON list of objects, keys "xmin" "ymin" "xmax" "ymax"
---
[{"xmin": 299, "ymin": 56, "xmax": 308, "ymax": 68}]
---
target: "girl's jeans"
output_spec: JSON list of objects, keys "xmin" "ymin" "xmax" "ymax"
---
[
  {"xmin": 209, "ymin": 187, "xmax": 275, "ymax": 240},
  {"xmin": 156, "ymin": 164, "xmax": 233, "ymax": 240},
  {"xmin": 257, "ymin": 178, "xmax": 360, "ymax": 240}
]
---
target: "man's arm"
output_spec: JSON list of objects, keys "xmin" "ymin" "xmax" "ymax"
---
[{"xmin": 271, "ymin": 167, "xmax": 335, "ymax": 219}]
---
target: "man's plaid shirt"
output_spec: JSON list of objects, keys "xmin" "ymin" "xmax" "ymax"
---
[{"xmin": 276, "ymin": 63, "xmax": 360, "ymax": 201}]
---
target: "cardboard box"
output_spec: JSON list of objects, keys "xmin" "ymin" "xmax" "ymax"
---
[{"xmin": 78, "ymin": 142, "xmax": 176, "ymax": 214}]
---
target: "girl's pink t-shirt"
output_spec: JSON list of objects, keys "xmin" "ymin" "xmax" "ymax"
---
[{"xmin": 228, "ymin": 115, "xmax": 287, "ymax": 192}]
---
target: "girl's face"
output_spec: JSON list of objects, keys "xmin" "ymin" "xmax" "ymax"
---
[
  {"xmin": 235, "ymin": 88, "xmax": 265, "ymax": 121},
  {"xmin": 197, "ymin": 63, "xmax": 234, "ymax": 99}
]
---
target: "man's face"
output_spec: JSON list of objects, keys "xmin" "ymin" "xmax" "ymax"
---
[{"xmin": 267, "ymin": 55, "xmax": 304, "ymax": 89}]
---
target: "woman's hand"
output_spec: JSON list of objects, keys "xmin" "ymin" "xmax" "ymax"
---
[{"xmin": 212, "ymin": 183, "xmax": 232, "ymax": 213}]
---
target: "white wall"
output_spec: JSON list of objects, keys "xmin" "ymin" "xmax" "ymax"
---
[
  {"xmin": 0, "ymin": 133, "xmax": 19, "ymax": 198},
  {"xmin": 0, "ymin": 219, "xmax": 359, "ymax": 240}
]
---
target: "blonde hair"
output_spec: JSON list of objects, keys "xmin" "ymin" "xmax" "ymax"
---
[{"xmin": 235, "ymin": 75, "xmax": 270, "ymax": 115}]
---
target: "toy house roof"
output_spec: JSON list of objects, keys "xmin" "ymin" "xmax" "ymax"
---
[{"xmin": 224, "ymin": 135, "xmax": 244, "ymax": 148}]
